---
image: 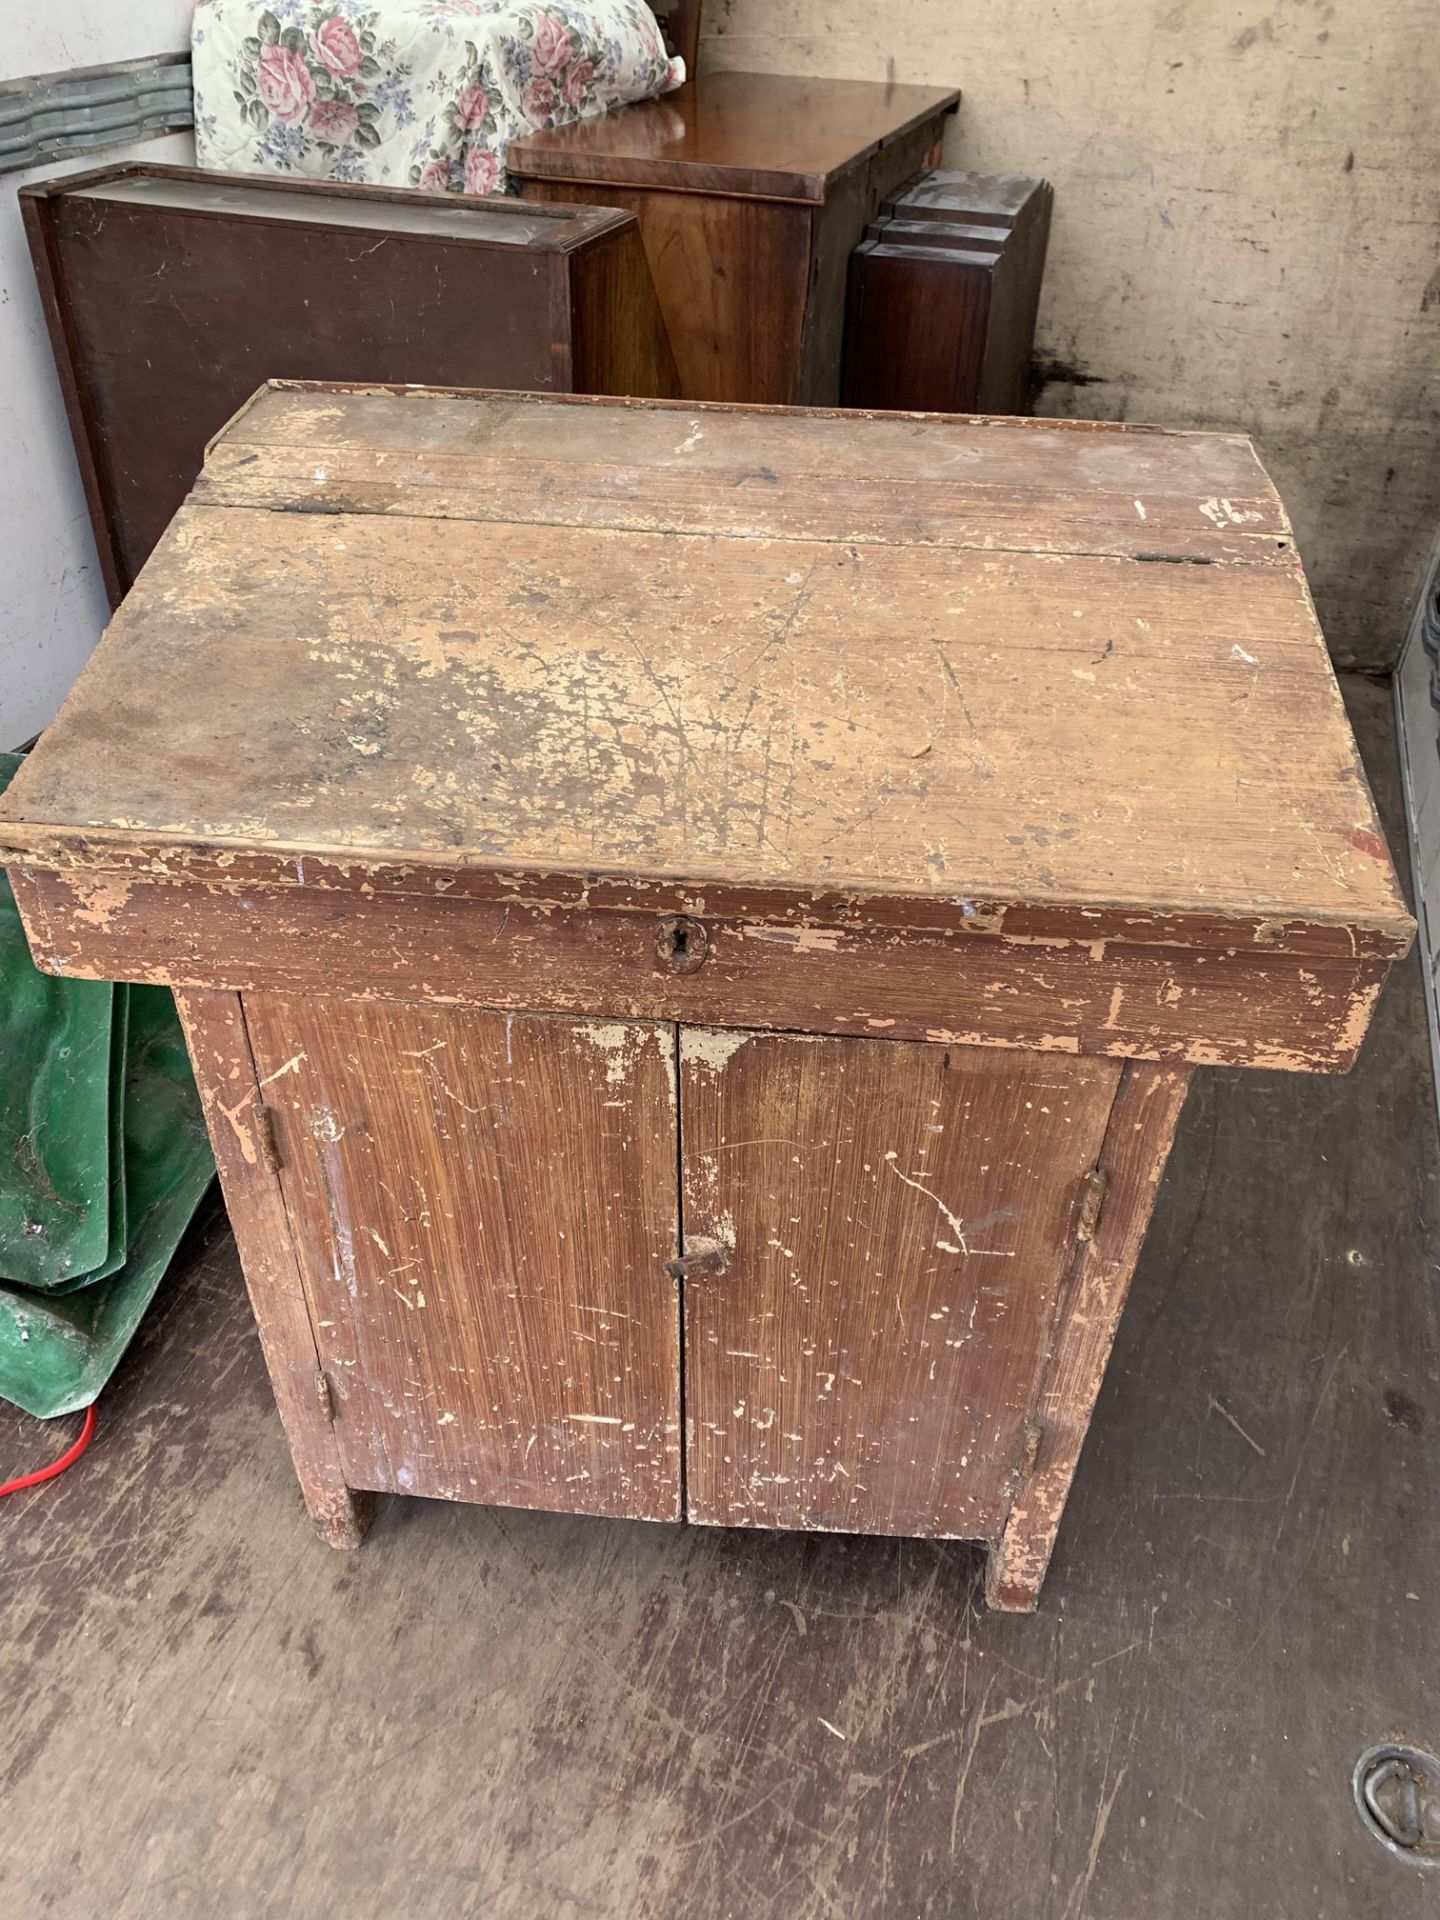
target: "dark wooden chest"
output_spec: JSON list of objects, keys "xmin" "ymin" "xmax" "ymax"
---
[{"xmin": 23, "ymin": 164, "xmax": 677, "ymax": 603}]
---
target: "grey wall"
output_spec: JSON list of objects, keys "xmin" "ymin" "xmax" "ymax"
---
[{"xmin": 704, "ymin": 0, "xmax": 1440, "ymax": 671}]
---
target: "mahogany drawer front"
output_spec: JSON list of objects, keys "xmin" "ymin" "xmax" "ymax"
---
[{"xmin": 15, "ymin": 868, "xmax": 1387, "ymax": 1074}]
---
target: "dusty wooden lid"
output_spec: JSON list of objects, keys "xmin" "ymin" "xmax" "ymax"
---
[
  {"xmin": 24, "ymin": 162, "xmax": 636, "ymax": 252},
  {"xmin": 507, "ymin": 71, "xmax": 962, "ymax": 204},
  {"xmin": 0, "ymin": 382, "xmax": 1411, "ymax": 964}
]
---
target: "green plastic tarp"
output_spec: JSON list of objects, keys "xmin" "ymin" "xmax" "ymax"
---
[{"xmin": 0, "ymin": 753, "xmax": 215, "ymax": 1417}]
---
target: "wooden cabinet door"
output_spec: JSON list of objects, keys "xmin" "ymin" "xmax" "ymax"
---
[
  {"xmin": 245, "ymin": 996, "xmax": 682, "ymax": 1521},
  {"xmin": 677, "ymin": 1029, "xmax": 1123, "ymax": 1538}
]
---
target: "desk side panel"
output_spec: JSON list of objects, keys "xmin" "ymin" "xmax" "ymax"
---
[
  {"xmin": 797, "ymin": 113, "xmax": 949, "ymax": 407},
  {"xmin": 172, "ymin": 986, "xmax": 371, "ymax": 1547},
  {"xmin": 521, "ymin": 178, "xmax": 811, "ymax": 403},
  {"xmin": 987, "ymin": 1061, "xmax": 1192, "ymax": 1609},
  {"xmin": 570, "ymin": 226, "xmax": 681, "ymax": 399}
]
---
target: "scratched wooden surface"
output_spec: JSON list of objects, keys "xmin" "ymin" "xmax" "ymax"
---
[
  {"xmin": 1, "ymin": 677, "xmax": 1433, "ymax": 1920},
  {"xmin": 243, "ymin": 997, "xmax": 683, "ymax": 1520},
  {"xmin": 0, "ymin": 385, "xmax": 1410, "ymax": 967},
  {"xmin": 10, "ymin": 861, "xmax": 1396, "ymax": 1072},
  {"xmin": 175, "ymin": 987, "xmax": 367, "ymax": 1547},
  {"xmin": 678, "ymin": 1029, "xmax": 1121, "ymax": 1537}
]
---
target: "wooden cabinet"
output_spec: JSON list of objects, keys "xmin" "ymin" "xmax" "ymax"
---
[
  {"xmin": 22, "ymin": 164, "xmax": 677, "ymax": 604},
  {"xmin": 0, "ymin": 383, "xmax": 1411, "ymax": 1610},
  {"xmin": 843, "ymin": 170, "xmax": 1053, "ymax": 415},
  {"xmin": 510, "ymin": 71, "xmax": 960, "ymax": 404}
]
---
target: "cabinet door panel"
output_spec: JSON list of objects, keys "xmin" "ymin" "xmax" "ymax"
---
[
  {"xmin": 246, "ymin": 996, "xmax": 681, "ymax": 1520},
  {"xmin": 679, "ymin": 1030, "xmax": 1121, "ymax": 1537}
]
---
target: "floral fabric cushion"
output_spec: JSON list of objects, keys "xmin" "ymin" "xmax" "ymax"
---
[{"xmin": 192, "ymin": 1, "xmax": 684, "ymax": 195}]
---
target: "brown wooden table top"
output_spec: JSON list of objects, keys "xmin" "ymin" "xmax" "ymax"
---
[
  {"xmin": 0, "ymin": 382, "xmax": 1411, "ymax": 963},
  {"xmin": 507, "ymin": 70, "xmax": 962, "ymax": 203}
]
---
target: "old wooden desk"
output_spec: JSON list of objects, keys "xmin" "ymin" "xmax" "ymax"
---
[
  {"xmin": 0, "ymin": 384, "xmax": 1411, "ymax": 1610},
  {"xmin": 510, "ymin": 72, "xmax": 960, "ymax": 405}
]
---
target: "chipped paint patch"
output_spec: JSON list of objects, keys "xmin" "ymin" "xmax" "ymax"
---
[
  {"xmin": 573, "ymin": 1021, "xmax": 648, "ymax": 1087},
  {"xmin": 681, "ymin": 1028, "xmax": 753, "ymax": 1076},
  {"xmin": 1347, "ymin": 827, "xmax": 1389, "ymax": 861}
]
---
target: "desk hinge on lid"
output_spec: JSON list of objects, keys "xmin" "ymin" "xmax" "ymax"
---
[{"xmin": 1074, "ymin": 1166, "xmax": 1108, "ymax": 1244}]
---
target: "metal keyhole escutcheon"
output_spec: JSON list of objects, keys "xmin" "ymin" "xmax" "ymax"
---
[{"xmin": 655, "ymin": 914, "xmax": 709, "ymax": 974}]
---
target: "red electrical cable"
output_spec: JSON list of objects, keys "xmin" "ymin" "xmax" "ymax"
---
[{"xmin": 0, "ymin": 1402, "xmax": 98, "ymax": 1497}]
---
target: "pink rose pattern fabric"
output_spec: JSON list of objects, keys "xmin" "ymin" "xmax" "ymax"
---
[
  {"xmin": 193, "ymin": 1, "xmax": 683, "ymax": 193},
  {"xmin": 254, "ymin": 44, "xmax": 316, "ymax": 123}
]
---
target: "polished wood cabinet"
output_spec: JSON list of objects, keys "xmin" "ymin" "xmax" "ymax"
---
[
  {"xmin": 844, "ymin": 170, "xmax": 1053, "ymax": 414},
  {"xmin": 510, "ymin": 71, "xmax": 960, "ymax": 404},
  {"xmin": 0, "ymin": 384, "xmax": 1410, "ymax": 1609}
]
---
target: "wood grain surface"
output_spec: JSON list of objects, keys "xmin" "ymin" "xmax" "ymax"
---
[
  {"xmin": 243, "ymin": 997, "xmax": 683, "ymax": 1520},
  {"xmin": 843, "ymin": 171, "xmax": 1053, "ymax": 415},
  {"xmin": 12, "ymin": 867, "xmax": 1392, "ymax": 1072},
  {"xmin": 20, "ymin": 166, "xmax": 677, "ymax": 603},
  {"xmin": 987, "ymin": 1060, "xmax": 1192, "ymax": 1609},
  {"xmin": 0, "ymin": 382, "xmax": 1407, "ymax": 973},
  {"xmin": 678, "ymin": 1028, "xmax": 1121, "ymax": 1536},
  {"xmin": 517, "ymin": 82, "xmax": 948, "ymax": 404},
  {"xmin": 2, "ymin": 679, "xmax": 1431, "ymax": 1920},
  {"xmin": 521, "ymin": 179, "xmax": 813, "ymax": 402},
  {"xmin": 172, "ymin": 986, "xmax": 371, "ymax": 1547},
  {"xmin": 193, "ymin": 383, "xmax": 1296, "ymax": 560},
  {"xmin": 508, "ymin": 71, "xmax": 961, "ymax": 203}
]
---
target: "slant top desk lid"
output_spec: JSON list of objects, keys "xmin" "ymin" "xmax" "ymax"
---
[
  {"xmin": 0, "ymin": 382, "xmax": 1412, "ymax": 965},
  {"xmin": 507, "ymin": 71, "xmax": 962, "ymax": 204}
]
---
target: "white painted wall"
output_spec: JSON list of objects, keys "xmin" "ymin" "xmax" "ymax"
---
[{"xmin": 1, "ymin": 3, "xmax": 195, "ymax": 749}]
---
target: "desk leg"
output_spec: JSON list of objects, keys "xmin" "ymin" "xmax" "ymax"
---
[
  {"xmin": 986, "ymin": 1062, "xmax": 1191, "ymax": 1611},
  {"xmin": 175, "ymin": 988, "xmax": 373, "ymax": 1549}
]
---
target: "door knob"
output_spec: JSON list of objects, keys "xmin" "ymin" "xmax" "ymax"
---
[{"xmin": 665, "ymin": 1239, "xmax": 728, "ymax": 1281}]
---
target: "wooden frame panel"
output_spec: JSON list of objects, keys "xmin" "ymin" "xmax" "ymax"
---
[
  {"xmin": 521, "ymin": 177, "xmax": 812, "ymax": 403},
  {"xmin": 14, "ymin": 871, "xmax": 1388, "ymax": 1074},
  {"xmin": 243, "ymin": 995, "xmax": 684, "ymax": 1521},
  {"xmin": 987, "ymin": 1061, "xmax": 1192, "ymax": 1609},
  {"xmin": 173, "ymin": 986, "xmax": 371, "ymax": 1547},
  {"xmin": 677, "ymin": 1029, "xmax": 1123, "ymax": 1537},
  {"xmin": 20, "ymin": 165, "xmax": 677, "ymax": 601}
]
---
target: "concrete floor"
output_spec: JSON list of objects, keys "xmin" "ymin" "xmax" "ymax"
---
[{"xmin": 2, "ymin": 677, "xmax": 1437, "ymax": 1920}]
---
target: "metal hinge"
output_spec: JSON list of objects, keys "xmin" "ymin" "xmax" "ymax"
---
[
  {"xmin": 257, "ymin": 1103, "xmax": 283, "ymax": 1174},
  {"xmin": 1019, "ymin": 1419, "xmax": 1044, "ymax": 1479},
  {"xmin": 1074, "ymin": 1167, "xmax": 1108, "ymax": 1244},
  {"xmin": 316, "ymin": 1371, "xmax": 335, "ymax": 1423}
]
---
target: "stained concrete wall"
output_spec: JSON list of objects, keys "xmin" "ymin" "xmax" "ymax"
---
[{"xmin": 702, "ymin": 0, "xmax": 1440, "ymax": 671}]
